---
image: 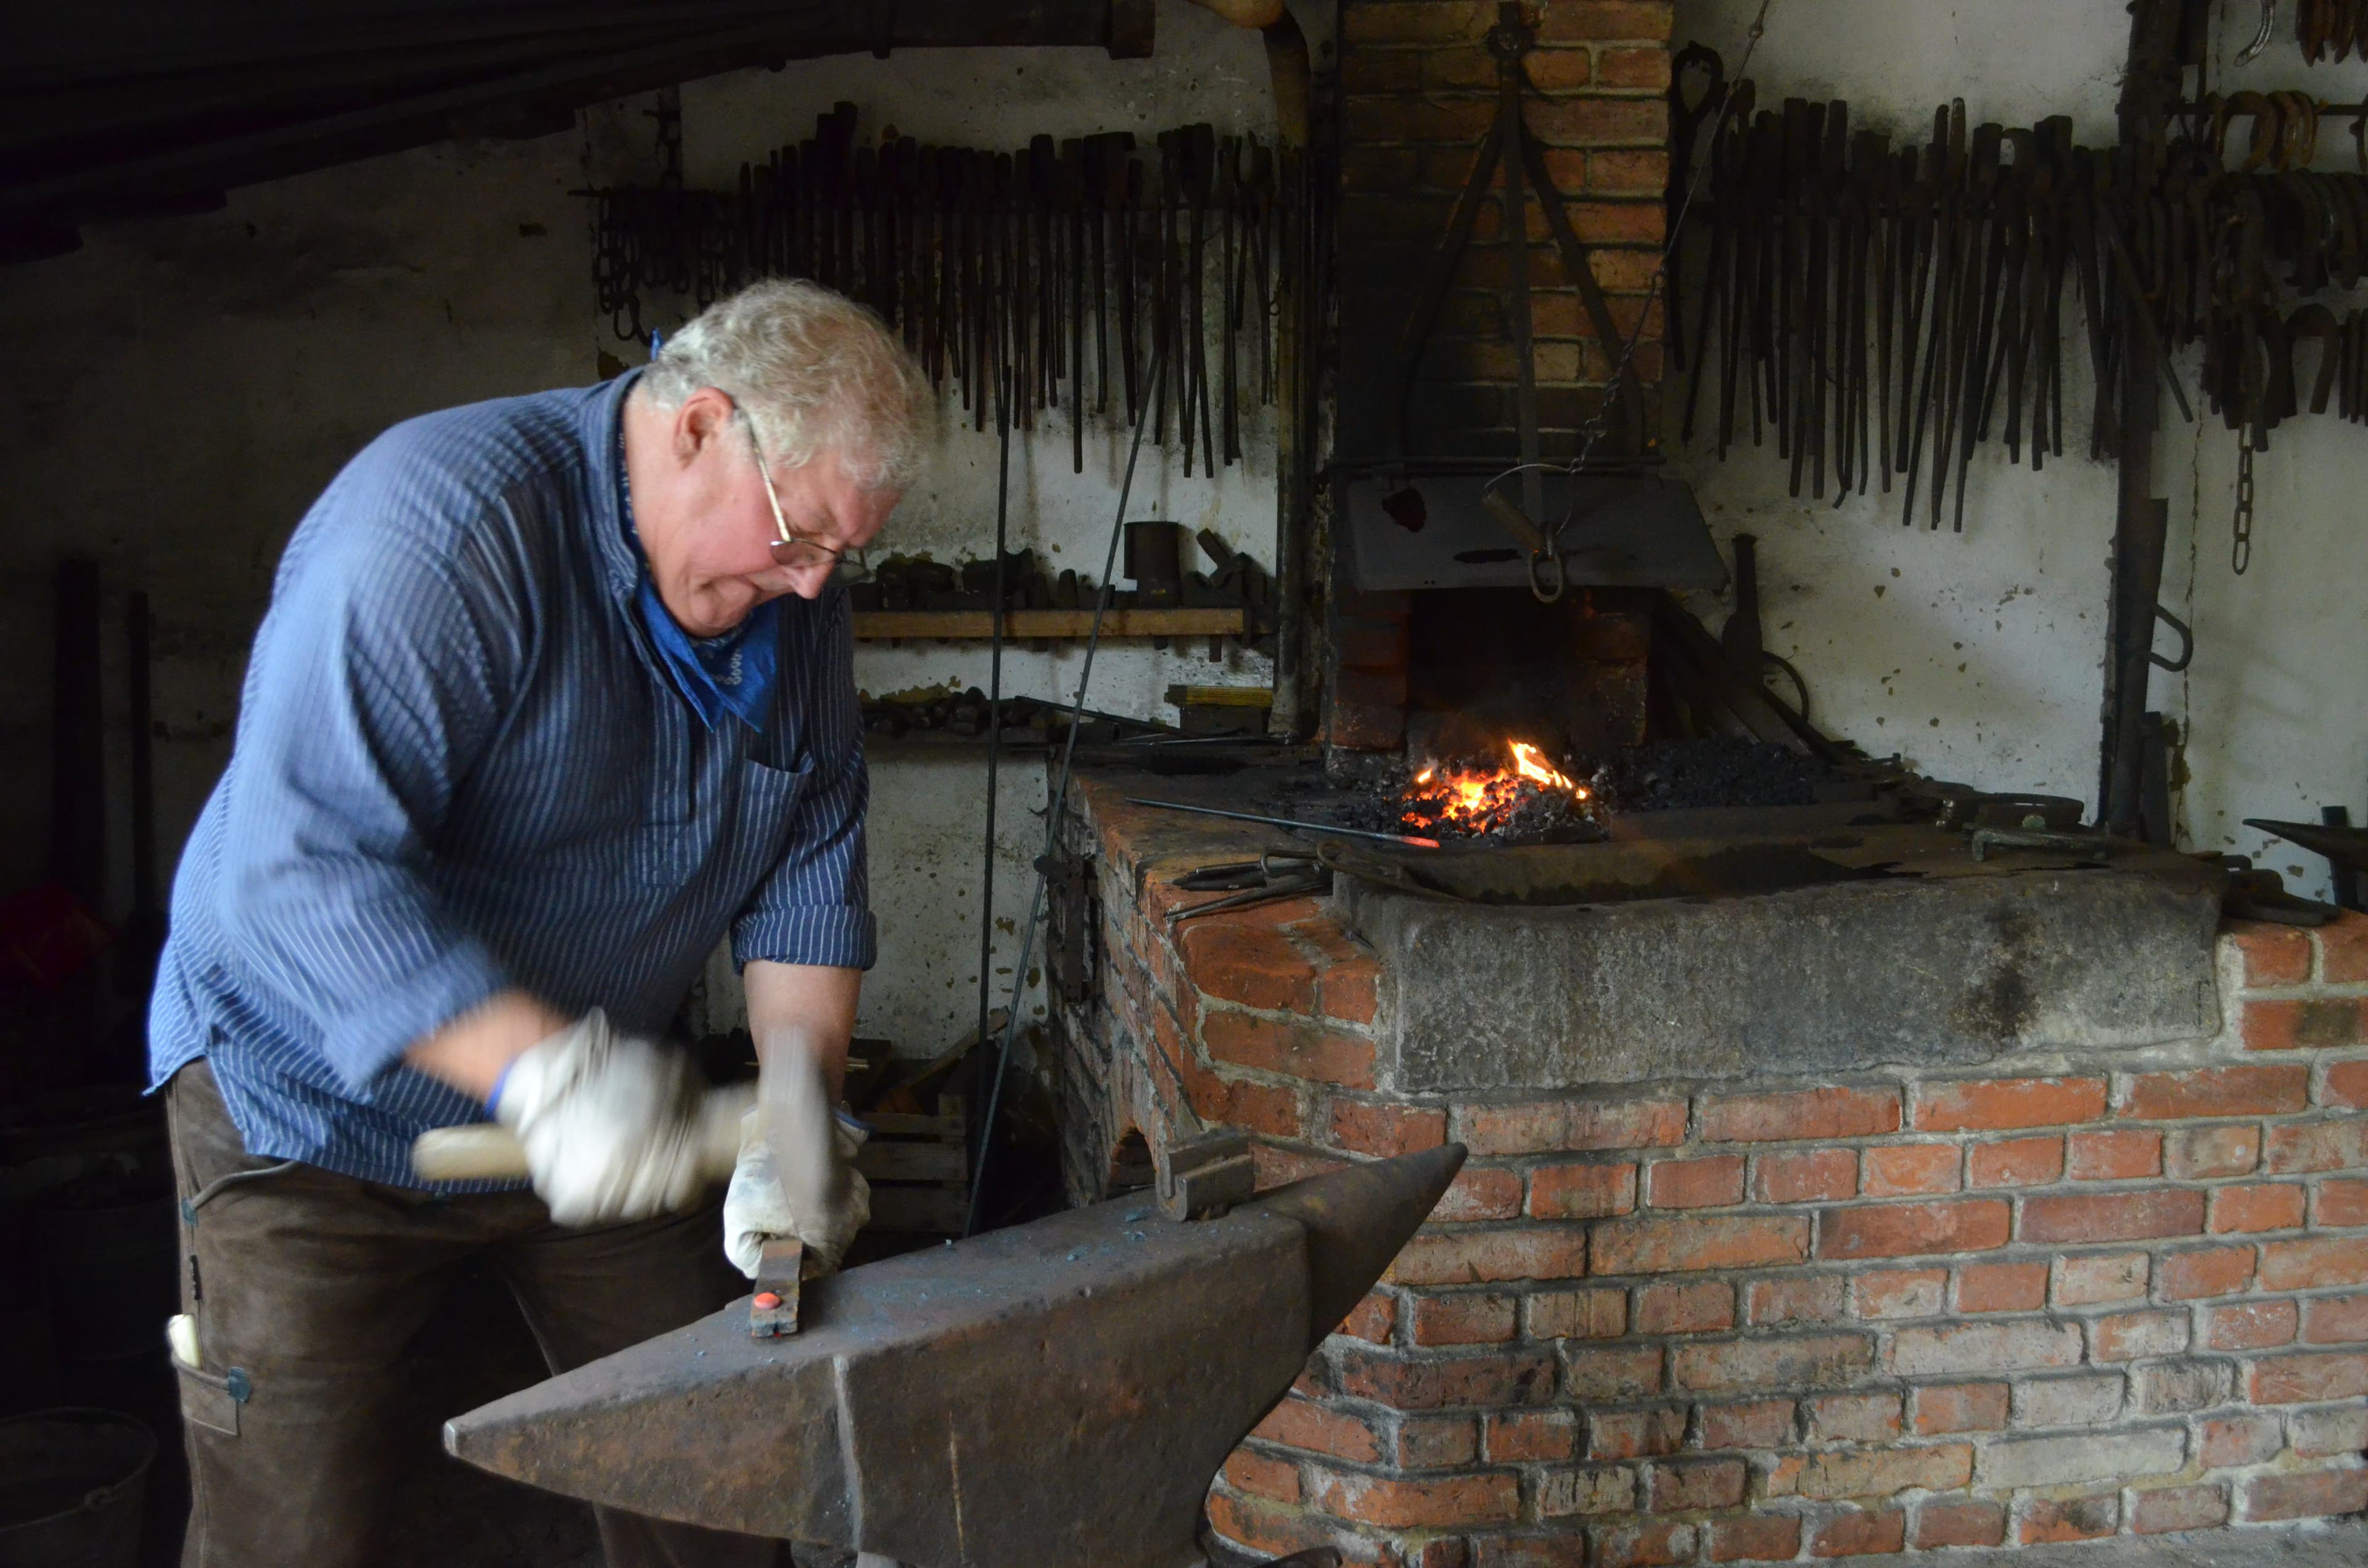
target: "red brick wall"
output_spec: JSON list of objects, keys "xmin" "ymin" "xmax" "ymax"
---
[
  {"xmin": 1330, "ymin": 585, "xmax": 1415, "ymax": 753},
  {"xmin": 1336, "ymin": 1, "xmax": 1670, "ymax": 462},
  {"xmin": 1050, "ymin": 779, "xmax": 2368, "ymax": 1564}
]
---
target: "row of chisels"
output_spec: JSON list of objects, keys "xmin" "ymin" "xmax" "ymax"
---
[
  {"xmin": 1672, "ymin": 69, "xmax": 2368, "ymax": 528},
  {"xmin": 590, "ymin": 102, "xmax": 1330, "ymax": 477}
]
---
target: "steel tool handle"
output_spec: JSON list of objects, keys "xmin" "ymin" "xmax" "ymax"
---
[{"xmin": 410, "ymin": 1084, "xmax": 757, "ymax": 1184}]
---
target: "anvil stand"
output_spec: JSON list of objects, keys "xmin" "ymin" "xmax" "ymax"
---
[{"xmin": 1379, "ymin": 2, "xmax": 1648, "ymax": 601}]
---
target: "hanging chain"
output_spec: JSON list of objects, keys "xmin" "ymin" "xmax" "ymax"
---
[{"xmin": 2232, "ymin": 435, "xmax": 2255, "ymax": 574}]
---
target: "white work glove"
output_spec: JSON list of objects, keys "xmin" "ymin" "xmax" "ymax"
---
[
  {"xmin": 494, "ymin": 1009, "xmax": 709, "ymax": 1226},
  {"xmin": 723, "ymin": 1027, "xmax": 871, "ymax": 1278}
]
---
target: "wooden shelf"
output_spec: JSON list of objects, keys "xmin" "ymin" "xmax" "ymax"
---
[{"xmin": 852, "ymin": 607, "xmax": 1249, "ymax": 641}]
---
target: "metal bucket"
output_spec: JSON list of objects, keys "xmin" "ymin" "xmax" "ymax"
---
[{"xmin": 0, "ymin": 1408, "xmax": 155, "ymax": 1568}]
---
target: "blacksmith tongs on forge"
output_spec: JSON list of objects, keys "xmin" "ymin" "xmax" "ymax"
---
[{"xmin": 1168, "ymin": 850, "xmax": 1328, "ymax": 925}]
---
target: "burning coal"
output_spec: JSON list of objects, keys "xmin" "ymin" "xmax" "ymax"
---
[{"xmin": 1399, "ymin": 739, "xmax": 1603, "ymax": 844}]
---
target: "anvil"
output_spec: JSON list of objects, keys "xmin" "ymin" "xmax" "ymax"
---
[{"xmin": 445, "ymin": 1144, "xmax": 1466, "ymax": 1568}]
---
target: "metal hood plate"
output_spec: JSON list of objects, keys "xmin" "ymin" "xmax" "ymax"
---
[{"xmin": 1345, "ymin": 470, "xmax": 1728, "ymax": 592}]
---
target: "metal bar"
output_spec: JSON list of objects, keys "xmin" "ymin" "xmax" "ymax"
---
[
  {"xmin": 1122, "ymin": 797, "xmax": 1442, "ymax": 848},
  {"xmin": 2102, "ymin": 0, "xmax": 2185, "ymax": 833},
  {"xmin": 972, "ymin": 345, "xmax": 1015, "ymax": 1194},
  {"xmin": 1495, "ymin": 9, "xmax": 1544, "ymax": 519}
]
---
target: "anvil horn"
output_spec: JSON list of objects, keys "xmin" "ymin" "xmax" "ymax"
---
[
  {"xmin": 2245, "ymin": 817, "xmax": 2368, "ymax": 877},
  {"xmin": 445, "ymin": 1143, "xmax": 1465, "ymax": 1568}
]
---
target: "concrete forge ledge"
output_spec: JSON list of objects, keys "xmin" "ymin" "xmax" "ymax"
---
[
  {"xmin": 1200, "ymin": 1522, "xmax": 2368, "ymax": 1568},
  {"xmin": 1745, "ymin": 1519, "xmax": 2368, "ymax": 1567},
  {"xmin": 1333, "ymin": 866, "xmax": 2226, "ymax": 1093}
]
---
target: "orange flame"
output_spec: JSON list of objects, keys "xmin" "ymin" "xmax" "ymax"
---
[{"xmin": 1402, "ymin": 738, "xmax": 1589, "ymax": 835}]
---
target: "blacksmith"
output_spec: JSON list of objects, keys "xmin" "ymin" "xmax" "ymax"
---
[{"xmin": 147, "ymin": 280, "xmax": 924, "ymax": 1567}]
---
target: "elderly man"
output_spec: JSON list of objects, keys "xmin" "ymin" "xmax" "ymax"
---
[{"xmin": 147, "ymin": 280, "xmax": 925, "ymax": 1568}]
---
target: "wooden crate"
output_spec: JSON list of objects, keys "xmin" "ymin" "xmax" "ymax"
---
[{"xmin": 858, "ymin": 1094, "xmax": 969, "ymax": 1235}]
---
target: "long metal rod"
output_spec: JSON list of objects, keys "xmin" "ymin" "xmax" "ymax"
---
[
  {"xmin": 972, "ymin": 316, "xmax": 1015, "ymax": 1136},
  {"xmin": 964, "ymin": 336, "xmax": 1168, "ymax": 1238},
  {"xmin": 1122, "ymin": 797, "xmax": 1443, "ymax": 848},
  {"xmin": 1498, "ymin": 10, "xmax": 1544, "ymax": 523},
  {"xmin": 2101, "ymin": 0, "xmax": 2184, "ymax": 833}
]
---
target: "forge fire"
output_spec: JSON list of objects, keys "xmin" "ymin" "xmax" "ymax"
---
[{"xmin": 1397, "ymin": 739, "xmax": 1603, "ymax": 843}]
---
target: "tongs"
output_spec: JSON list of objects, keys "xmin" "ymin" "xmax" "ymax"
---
[{"xmin": 1168, "ymin": 852, "xmax": 1330, "ymax": 924}]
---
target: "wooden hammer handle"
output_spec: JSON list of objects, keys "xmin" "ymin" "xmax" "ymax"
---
[{"xmin": 410, "ymin": 1085, "xmax": 757, "ymax": 1184}]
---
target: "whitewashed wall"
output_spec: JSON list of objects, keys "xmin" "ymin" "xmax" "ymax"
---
[{"xmin": 1673, "ymin": 0, "xmax": 2368, "ymax": 898}]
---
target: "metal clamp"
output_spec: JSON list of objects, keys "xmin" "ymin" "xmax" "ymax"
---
[{"xmin": 1159, "ymin": 1128, "xmax": 1256, "ymax": 1221}]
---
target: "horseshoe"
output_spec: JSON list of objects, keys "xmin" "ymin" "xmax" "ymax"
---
[
  {"xmin": 2290, "ymin": 303, "xmax": 2344, "ymax": 414},
  {"xmin": 2229, "ymin": 92, "xmax": 2277, "ymax": 172},
  {"xmin": 2282, "ymin": 92, "xmax": 2321, "ymax": 170}
]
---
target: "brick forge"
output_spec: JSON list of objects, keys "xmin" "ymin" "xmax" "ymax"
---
[{"xmin": 1048, "ymin": 776, "xmax": 2368, "ymax": 1566}]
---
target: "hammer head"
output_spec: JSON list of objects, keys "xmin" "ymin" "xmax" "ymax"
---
[{"xmin": 446, "ymin": 1143, "xmax": 1465, "ymax": 1568}]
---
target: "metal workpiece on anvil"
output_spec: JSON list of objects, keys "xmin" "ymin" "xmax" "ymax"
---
[{"xmin": 444, "ymin": 1144, "xmax": 1468, "ymax": 1568}]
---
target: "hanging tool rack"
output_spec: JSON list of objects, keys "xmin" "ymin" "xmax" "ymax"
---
[
  {"xmin": 586, "ymin": 102, "xmax": 1332, "ymax": 478},
  {"xmin": 1666, "ymin": 60, "xmax": 2368, "ymax": 530}
]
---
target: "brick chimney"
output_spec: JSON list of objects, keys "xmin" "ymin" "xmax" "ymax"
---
[{"xmin": 1328, "ymin": 0, "xmax": 1674, "ymax": 756}]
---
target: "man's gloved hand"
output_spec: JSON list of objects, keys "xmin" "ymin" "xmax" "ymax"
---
[
  {"xmin": 723, "ymin": 1109, "xmax": 871, "ymax": 1278},
  {"xmin": 493, "ymin": 1009, "xmax": 709, "ymax": 1226},
  {"xmin": 723, "ymin": 1027, "xmax": 870, "ymax": 1278}
]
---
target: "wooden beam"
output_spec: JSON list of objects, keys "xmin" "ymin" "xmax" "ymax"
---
[{"xmin": 852, "ymin": 607, "xmax": 1248, "ymax": 640}]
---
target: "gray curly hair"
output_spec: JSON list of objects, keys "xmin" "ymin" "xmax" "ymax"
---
[{"xmin": 638, "ymin": 279, "xmax": 929, "ymax": 492}]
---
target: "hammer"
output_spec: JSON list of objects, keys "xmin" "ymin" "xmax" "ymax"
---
[{"xmin": 410, "ymin": 1085, "xmax": 805, "ymax": 1335}]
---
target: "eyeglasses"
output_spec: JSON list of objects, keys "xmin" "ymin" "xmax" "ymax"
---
[{"xmin": 738, "ymin": 409, "xmax": 870, "ymax": 579}]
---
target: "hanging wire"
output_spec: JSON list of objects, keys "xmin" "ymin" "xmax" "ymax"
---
[{"xmin": 963, "ymin": 334, "xmax": 1170, "ymax": 1237}]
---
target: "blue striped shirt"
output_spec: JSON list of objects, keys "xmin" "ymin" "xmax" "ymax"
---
[{"xmin": 147, "ymin": 372, "xmax": 875, "ymax": 1189}]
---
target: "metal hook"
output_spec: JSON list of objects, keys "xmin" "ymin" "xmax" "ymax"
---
[
  {"xmin": 1527, "ymin": 549, "xmax": 1568, "ymax": 604},
  {"xmin": 2149, "ymin": 604, "xmax": 2195, "ymax": 673}
]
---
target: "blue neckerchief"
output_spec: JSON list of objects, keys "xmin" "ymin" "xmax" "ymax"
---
[
  {"xmin": 618, "ymin": 430, "xmax": 779, "ymax": 732},
  {"xmin": 635, "ymin": 580, "xmax": 779, "ymax": 731}
]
